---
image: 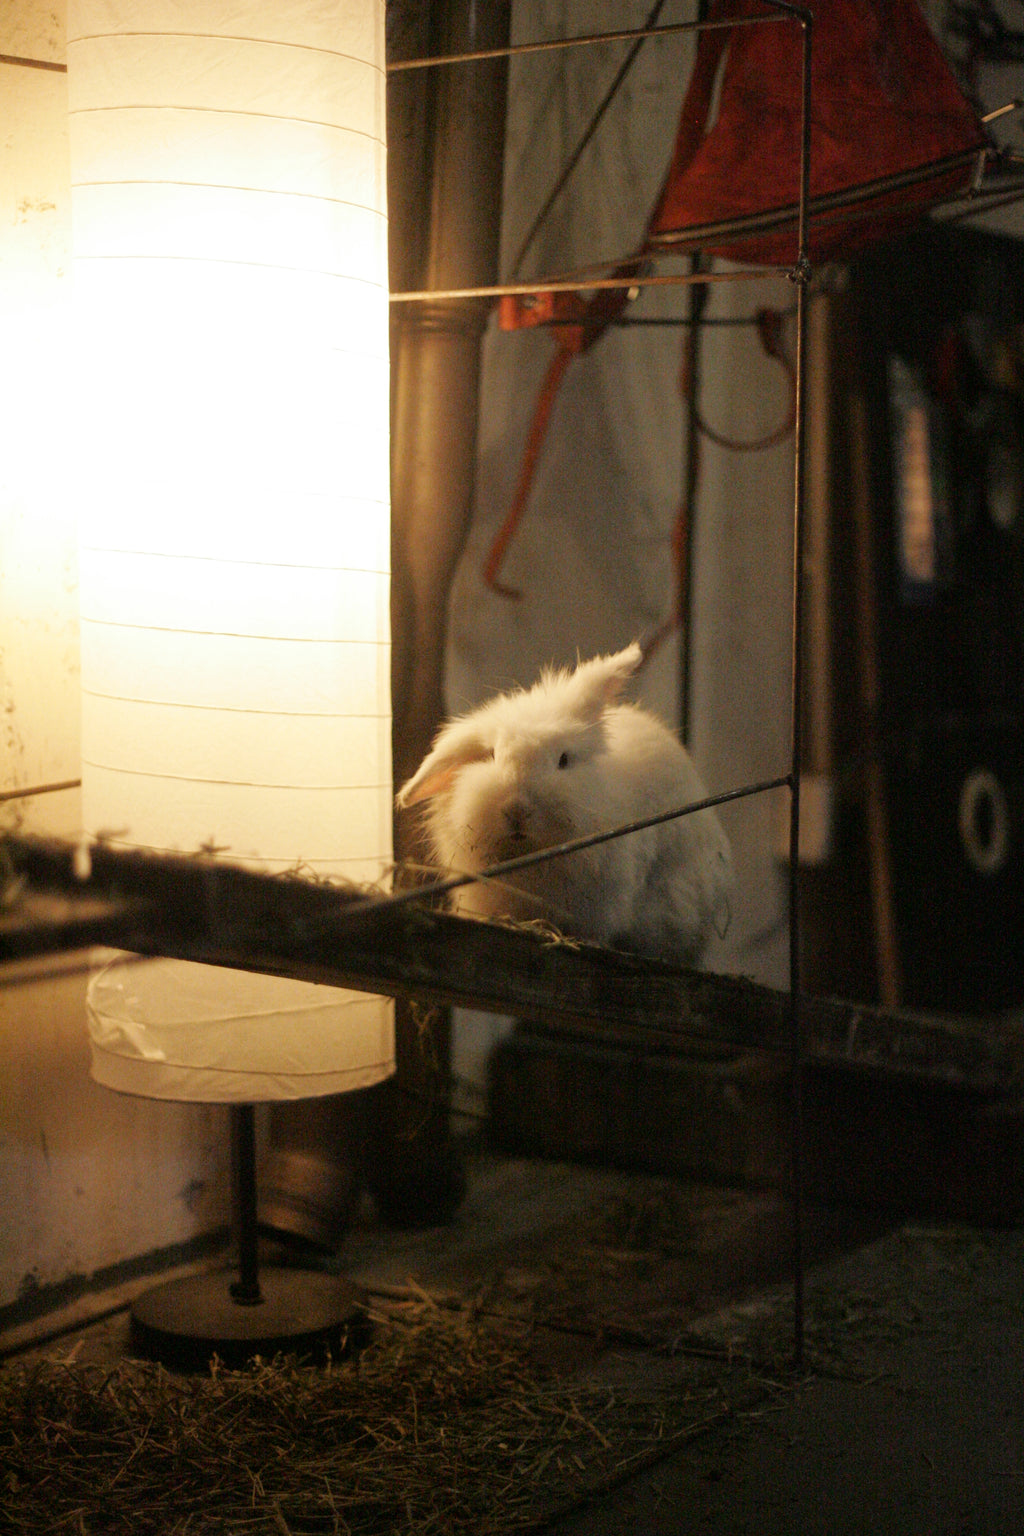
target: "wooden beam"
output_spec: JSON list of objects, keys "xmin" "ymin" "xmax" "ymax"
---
[{"xmin": 2, "ymin": 834, "xmax": 1020, "ymax": 1096}]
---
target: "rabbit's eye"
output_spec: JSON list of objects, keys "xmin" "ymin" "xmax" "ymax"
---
[{"xmin": 557, "ymin": 751, "xmax": 571, "ymax": 770}]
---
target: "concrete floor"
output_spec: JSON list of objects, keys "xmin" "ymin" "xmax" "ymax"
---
[
  {"xmin": 351, "ymin": 1156, "xmax": 1024, "ymax": 1536},
  {"xmin": 4, "ymin": 1153, "xmax": 1022, "ymax": 1534},
  {"xmin": 551, "ymin": 1222, "xmax": 1024, "ymax": 1535}
]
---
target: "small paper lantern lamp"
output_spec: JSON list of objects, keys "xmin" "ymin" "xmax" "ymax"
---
[{"xmin": 67, "ymin": 0, "xmax": 392, "ymax": 1364}]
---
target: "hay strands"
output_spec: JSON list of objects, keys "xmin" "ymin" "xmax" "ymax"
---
[{"xmin": 0, "ymin": 1301, "xmax": 759, "ymax": 1536}]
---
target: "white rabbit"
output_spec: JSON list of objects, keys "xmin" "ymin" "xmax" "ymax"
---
[{"xmin": 396, "ymin": 644, "xmax": 733, "ymax": 964}]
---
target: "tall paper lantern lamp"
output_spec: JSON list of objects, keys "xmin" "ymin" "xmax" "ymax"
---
[{"xmin": 68, "ymin": 0, "xmax": 393, "ymax": 1364}]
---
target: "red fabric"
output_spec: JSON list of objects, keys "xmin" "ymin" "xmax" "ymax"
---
[
  {"xmin": 485, "ymin": 0, "xmax": 988, "ymax": 597},
  {"xmin": 646, "ymin": 0, "xmax": 989, "ymax": 265}
]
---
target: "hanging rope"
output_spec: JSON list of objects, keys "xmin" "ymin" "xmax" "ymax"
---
[
  {"xmin": 682, "ymin": 305, "xmax": 797, "ymax": 453},
  {"xmin": 484, "ymin": 302, "xmax": 796, "ymax": 607}
]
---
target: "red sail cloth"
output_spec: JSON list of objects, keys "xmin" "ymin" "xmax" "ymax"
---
[{"xmin": 645, "ymin": 0, "xmax": 989, "ymax": 265}]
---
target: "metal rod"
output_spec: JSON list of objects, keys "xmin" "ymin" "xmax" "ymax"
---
[
  {"xmin": 0, "ymin": 52, "xmax": 66, "ymax": 72},
  {"xmin": 357, "ymin": 775, "xmax": 790, "ymax": 921},
  {"xmin": 390, "ymin": 267, "xmax": 784, "ymax": 305},
  {"xmin": 982, "ymin": 97, "xmax": 1024, "ymax": 123},
  {"xmin": 386, "ymin": 11, "xmax": 787, "ymax": 73},
  {"xmin": 229, "ymin": 1104, "xmax": 263, "ymax": 1307},
  {"xmin": 509, "ymin": 0, "xmax": 669, "ymax": 279},
  {"xmin": 784, "ymin": 2, "xmax": 814, "ymax": 1372},
  {"xmin": 0, "ymin": 778, "xmax": 81, "ymax": 804},
  {"xmin": 938, "ymin": 182, "xmax": 1024, "ymax": 222}
]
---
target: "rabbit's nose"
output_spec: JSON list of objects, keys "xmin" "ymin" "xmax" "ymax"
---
[{"xmin": 502, "ymin": 797, "xmax": 530, "ymax": 839}]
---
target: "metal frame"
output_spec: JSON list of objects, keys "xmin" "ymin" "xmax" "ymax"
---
[{"xmin": 388, "ymin": 0, "xmax": 816, "ymax": 1364}]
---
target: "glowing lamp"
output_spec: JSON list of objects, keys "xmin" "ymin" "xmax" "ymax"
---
[{"xmin": 67, "ymin": 0, "xmax": 392, "ymax": 1361}]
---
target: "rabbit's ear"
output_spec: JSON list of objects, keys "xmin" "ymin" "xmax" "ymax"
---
[
  {"xmin": 396, "ymin": 722, "xmax": 491, "ymax": 807},
  {"xmin": 566, "ymin": 643, "xmax": 643, "ymax": 723}
]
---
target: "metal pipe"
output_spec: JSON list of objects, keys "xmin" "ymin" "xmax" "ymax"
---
[
  {"xmin": 390, "ymin": 0, "xmax": 512, "ymax": 794},
  {"xmin": 379, "ymin": 0, "xmax": 512, "ymax": 1231}
]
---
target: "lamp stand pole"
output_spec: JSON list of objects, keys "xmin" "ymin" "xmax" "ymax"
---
[{"xmin": 129, "ymin": 1101, "xmax": 367, "ymax": 1371}]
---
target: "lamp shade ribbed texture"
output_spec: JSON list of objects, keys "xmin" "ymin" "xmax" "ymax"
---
[{"xmin": 68, "ymin": 0, "xmax": 394, "ymax": 1100}]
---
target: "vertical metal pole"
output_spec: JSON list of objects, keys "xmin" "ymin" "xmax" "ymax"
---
[
  {"xmin": 230, "ymin": 1103, "xmax": 263, "ymax": 1305},
  {"xmin": 787, "ymin": 8, "xmax": 813, "ymax": 1370},
  {"xmin": 679, "ymin": 255, "xmax": 708, "ymax": 743}
]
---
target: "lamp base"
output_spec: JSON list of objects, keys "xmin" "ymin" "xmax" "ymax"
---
[{"xmin": 130, "ymin": 1267, "xmax": 367, "ymax": 1371}]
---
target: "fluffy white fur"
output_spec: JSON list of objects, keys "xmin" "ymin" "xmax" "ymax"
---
[{"xmin": 396, "ymin": 644, "xmax": 733, "ymax": 963}]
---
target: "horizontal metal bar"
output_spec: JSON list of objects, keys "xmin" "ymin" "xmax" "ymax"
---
[
  {"xmin": 982, "ymin": 98, "xmax": 1024, "ymax": 123},
  {"xmin": 361, "ymin": 776, "xmax": 791, "ymax": 919},
  {"xmin": 387, "ymin": 12, "xmax": 788, "ymax": 73},
  {"xmin": 0, "ymin": 53, "xmax": 66, "ymax": 73},
  {"xmin": 390, "ymin": 267, "xmax": 785, "ymax": 305},
  {"xmin": 0, "ymin": 778, "xmax": 81, "ymax": 805}
]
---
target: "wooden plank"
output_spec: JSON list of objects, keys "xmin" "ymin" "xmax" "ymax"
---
[
  {"xmin": 0, "ymin": 888, "xmax": 142, "ymax": 962},
  {"xmin": 2, "ymin": 833, "xmax": 1020, "ymax": 1095}
]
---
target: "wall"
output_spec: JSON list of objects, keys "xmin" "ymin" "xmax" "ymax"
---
[{"xmin": 0, "ymin": 1, "xmax": 228, "ymax": 1329}]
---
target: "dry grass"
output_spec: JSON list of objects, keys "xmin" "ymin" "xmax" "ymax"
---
[
  {"xmin": 5, "ymin": 1192, "xmax": 995, "ymax": 1533},
  {"xmin": 0, "ymin": 1292, "xmax": 747, "ymax": 1536}
]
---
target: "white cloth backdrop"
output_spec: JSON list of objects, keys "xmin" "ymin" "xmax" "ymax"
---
[
  {"xmin": 449, "ymin": 0, "xmax": 795, "ymax": 971},
  {"xmin": 446, "ymin": 1, "xmax": 798, "ymax": 1108}
]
